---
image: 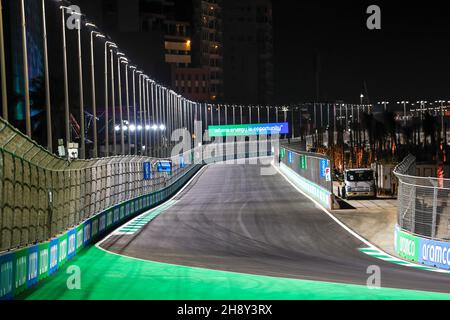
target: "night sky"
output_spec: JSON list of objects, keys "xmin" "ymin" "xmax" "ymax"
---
[{"xmin": 273, "ymin": 1, "xmax": 450, "ymax": 104}]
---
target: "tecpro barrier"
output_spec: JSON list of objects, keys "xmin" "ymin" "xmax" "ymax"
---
[
  {"xmin": 278, "ymin": 146, "xmax": 334, "ymax": 210},
  {"xmin": 0, "ymin": 163, "xmax": 202, "ymax": 300},
  {"xmin": 395, "ymin": 226, "xmax": 450, "ymax": 270}
]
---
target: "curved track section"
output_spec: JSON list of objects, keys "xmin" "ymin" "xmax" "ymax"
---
[{"xmin": 100, "ymin": 162, "xmax": 450, "ymax": 294}]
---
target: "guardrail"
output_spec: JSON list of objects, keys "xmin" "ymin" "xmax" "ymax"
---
[
  {"xmin": 394, "ymin": 154, "xmax": 450, "ymax": 270},
  {"xmin": 277, "ymin": 145, "xmax": 334, "ymax": 210},
  {"xmin": 0, "ymin": 118, "xmax": 276, "ymax": 299},
  {"xmin": 0, "ymin": 118, "xmax": 194, "ymax": 252},
  {"xmin": 0, "ymin": 163, "xmax": 202, "ymax": 299}
]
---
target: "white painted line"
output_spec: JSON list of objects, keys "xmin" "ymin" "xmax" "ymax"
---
[
  {"xmin": 274, "ymin": 163, "xmax": 375, "ymax": 248},
  {"xmin": 96, "ymin": 165, "xmax": 208, "ymax": 249},
  {"xmin": 273, "ymin": 163, "xmax": 450, "ymax": 275}
]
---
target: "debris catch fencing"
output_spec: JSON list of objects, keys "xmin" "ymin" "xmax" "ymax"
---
[
  {"xmin": 395, "ymin": 154, "xmax": 450, "ymax": 241},
  {"xmin": 0, "ymin": 118, "xmax": 192, "ymax": 252}
]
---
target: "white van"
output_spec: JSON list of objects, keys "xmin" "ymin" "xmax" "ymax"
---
[{"xmin": 343, "ymin": 169, "xmax": 376, "ymax": 199}]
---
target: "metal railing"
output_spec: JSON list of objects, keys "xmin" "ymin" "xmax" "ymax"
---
[
  {"xmin": 395, "ymin": 154, "xmax": 450, "ymax": 241},
  {"xmin": 0, "ymin": 117, "xmax": 193, "ymax": 252}
]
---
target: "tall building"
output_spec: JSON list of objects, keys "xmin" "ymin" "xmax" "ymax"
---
[
  {"xmin": 192, "ymin": 0, "xmax": 224, "ymax": 102},
  {"xmin": 71, "ymin": 0, "xmax": 274, "ymax": 104},
  {"xmin": 222, "ymin": 0, "xmax": 274, "ymax": 105}
]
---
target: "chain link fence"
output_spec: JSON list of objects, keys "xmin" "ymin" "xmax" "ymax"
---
[
  {"xmin": 0, "ymin": 118, "xmax": 194, "ymax": 252},
  {"xmin": 395, "ymin": 154, "xmax": 450, "ymax": 241}
]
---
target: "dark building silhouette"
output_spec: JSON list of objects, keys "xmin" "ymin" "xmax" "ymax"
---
[
  {"xmin": 64, "ymin": 0, "xmax": 274, "ymax": 104},
  {"xmin": 222, "ymin": 0, "xmax": 274, "ymax": 105}
]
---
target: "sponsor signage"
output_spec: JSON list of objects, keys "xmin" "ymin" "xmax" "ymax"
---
[
  {"xmin": 179, "ymin": 155, "xmax": 186, "ymax": 169},
  {"xmin": 157, "ymin": 160, "xmax": 172, "ymax": 173},
  {"xmin": 396, "ymin": 227, "xmax": 450, "ymax": 269},
  {"xmin": 419, "ymin": 238, "xmax": 450, "ymax": 269},
  {"xmin": 0, "ymin": 252, "xmax": 14, "ymax": 299},
  {"xmin": 280, "ymin": 148, "xmax": 285, "ymax": 159},
  {"xmin": 300, "ymin": 155, "xmax": 307, "ymax": 170},
  {"xmin": 288, "ymin": 151, "xmax": 293, "ymax": 164},
  {"xmin": 325, "ymin": 167, "xmax": 331, "ymax": 182},
  {"xmin": 208, "ymin": 123, "xmax": 289, "ymax": 137},
  {"xmin": 319, "ymin": 159, "xmax": 329, "ymax": 179},
  {"xmin": 396, "ymin": 229, "xmax": 420, "ymax": 261},
  {"xmin": 143, "ymin": 162, "xmax": 152, "ymax": 180}
]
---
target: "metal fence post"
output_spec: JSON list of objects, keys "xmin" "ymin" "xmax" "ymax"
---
[{"xmin": 432, "ymin": 183, "xmax": 438, "ymax": 239}]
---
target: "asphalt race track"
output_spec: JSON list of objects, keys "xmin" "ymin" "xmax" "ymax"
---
[{"xmin": 100, "ymin": 161, "xmax": 450, "ymax": 294}]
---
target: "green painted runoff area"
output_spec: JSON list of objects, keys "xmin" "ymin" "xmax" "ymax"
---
[{"xmin": 20, "ymin": 245, "xmax": 450, "ymax": 300}]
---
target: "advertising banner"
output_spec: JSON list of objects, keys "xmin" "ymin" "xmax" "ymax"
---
[
  {"xmin": 26, "ymin": 245, "xmax": 39, "ymax": 288},
  {"xmin": 76, "ymin": 224, "xmax": 84, "ymax": 253},
  {"xmin": 180, "ymin": 155, "xmax": 186, "ymax": 169},
  {"xmin": 113, "ymin": 208, "xmax": 120, "ymax": 225},
  {"xmin": 143, "ymin": 162, "xmax": 152, "ymax": 180},
  {"xmin": 123, "ymin": 204, "xmax": 128, "ymax": 219},
  {"xmin": 396, "ymin": 228, "xmax": 420, "ymax": 262},
  {"xmin": 280, "ymin": 148, "xmax": 285, "ymax": 159},
  {"xmin": 106, "ymin": 210, "xmax": 113, "ymax": 228},
  {"xmin": 48, "ymin": 238, "xmax": 59, "ymax": 275},
  {"xmin": 38, "ymin": 242, "xmax": 50, "ymax": 280},
  {"xmin": 208, "ymin": 123, "xmax": 289, "ymax": 137},
  {"xmin": 91, "ymin": 216, "xmax": 99, "ymax": 239},
  {"xmin": 419, "ymin": 238, "xmax": 450, "ymax": 269},
  {"xmin": 99, "ymin": 212, "xmax": 106, "ymax": 235},
  {"xmin": 0, "ymin": 252, "xmax": 14, "ymax": 299},
  {"xmin": 13, "ymin": 248, "xmax": 28, "ymax": 295},
  {"xmin": 58, "ymin": 234, "xmax": 68, "ymax": 266},
  {"xmin": 157, "ymin": 161, "xmax": 172, "ymax": 173},
  {"xmin": 67, "ymin": 229, "xmax": 77, "ymax": 259},
  {"xmin": 288, "ymin": 151, "xmax": 293, "ymax": 164},
  {"xmin": 120, "ymin": 206, "xmax": 125, "ymax": 221},
  {"xmin": 300, "ymin": 155, "xmax": 307, "ymax": 170},
  {"xmin": 83, "ymin": 220, "xmax": 92, "ymax": 246},
  {"xmin": 319, "ymin": 159, "xmax": 329, "ymax": 179},
  {"xmin": 129, "ymin": 200, "xmax": 137, "ymax": 214}
]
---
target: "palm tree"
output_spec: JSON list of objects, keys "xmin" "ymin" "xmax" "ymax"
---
[{"xmin": 423, "ymin": 112, "xmax": 437, "ymax": 159}]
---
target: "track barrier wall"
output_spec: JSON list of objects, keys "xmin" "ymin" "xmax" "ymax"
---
[
  {"xmin": 0, "ymin": 118, "xmax": 277, "ymax": 299},
  {"xmin": 0, "ymin": 162, "xmax": 203, "ymax": 299},
  {"xmin": 394, "ymin": 154, "xmax": 450, "ymax": 270},
  {"xmin": 277, "ymin": 146, "xmax": 334, "ymax": 210},
  {"xmin": 395, "ymin": 225, "xmax": 450, "ymax": 270}
]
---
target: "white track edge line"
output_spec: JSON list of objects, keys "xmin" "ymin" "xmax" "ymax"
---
[
  {"xmin": 96, "ymin": 165, "xmax": 208, "ymax": 249},
  {"xmin": 273, "ymin": 162, "xmax": 450, "ymax": 274}
]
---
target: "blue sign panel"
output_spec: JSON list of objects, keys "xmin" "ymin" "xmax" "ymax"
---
[
  {"xmin": 288, "ymin": 151, "xmax": 293, "ymax": 164},
  {"xmin": 157, "ymin": 161, "xmax": 172, "ymax": 173},
  {"xmin": 143, "ymin": 162, "xmax": 152, "ymax": 180},
  {"xmin": 84, "ymin": 220, "xmax": 92, "ymax": 246},
  {"xmin": 26, "ymin": 245, "xmax": 39, "ymax": 288},
  {"xmin": 320, "ymin": 159, "xmax": 328, "ymax": 178},
  {"xmin": 180, "ymin": 155, "xmax": 186, "ymax": 169},
  {"xmin": 0, "ymin": 252, "xmax": 14, "ymax": 299},
  {"xmin": 419, "ymin": 238, "xmax": 450, "ymax": 269},
  {"xmin": 48, "ymin": 239, "xmax": 59, "ymax": 275},
  {"xmin": 67, "ymin": 229, "xmax": 77, "ymax": 259}
]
